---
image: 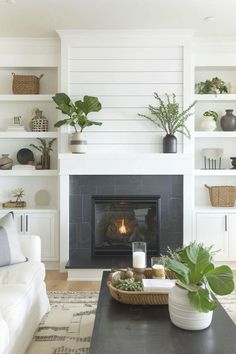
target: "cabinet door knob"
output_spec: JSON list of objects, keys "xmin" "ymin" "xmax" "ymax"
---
[{"xmin": 225, "ymin": 215, "xmax": 228, "ymax": 232}]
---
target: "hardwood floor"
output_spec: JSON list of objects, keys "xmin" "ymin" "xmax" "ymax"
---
[
  {"xmin": 45, "ymin": 270, "xmax": 101, "ymax": 291},
  {"xmin": 46, "ymin": 270, "xmax": 236, "ymax": 292}
]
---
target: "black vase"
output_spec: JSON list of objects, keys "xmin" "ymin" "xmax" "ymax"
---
[{"xmin": 163, "ymin": 134, "xmax": 177, "ymax": 153}]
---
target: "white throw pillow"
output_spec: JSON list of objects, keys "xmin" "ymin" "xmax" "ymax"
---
[{"xmin": 0, "ymin": 213, "xmax": 26, "ymax": 267}]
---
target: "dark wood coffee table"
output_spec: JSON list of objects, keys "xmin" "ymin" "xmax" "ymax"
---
[{"xmin": 89, "ymin": 271, "xmax": 236, "ymax": 354}]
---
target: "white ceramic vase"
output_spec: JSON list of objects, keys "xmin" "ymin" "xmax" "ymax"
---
[
  {"xmin": 200, "ymin": 117, "xmax": 217, "ymax": 131},
  {"xmin": 69, "ymin": 132, "xmax": 87, "ymax": 154},
  {"xmin": 168, "ymin": 285, "xmax": 213, "ymax": 331}
]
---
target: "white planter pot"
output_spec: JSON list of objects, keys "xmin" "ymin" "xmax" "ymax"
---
[
  {"xmin": 70, "ymin": 132, "xmax": 87, "ymax": 154},
  {"xmin": 200, "ymin": 117, "xmax": 217, "ymax": 131},
  {"xmin": 168, "ymin": 285, "xmax": 213, "ymax": 330}
]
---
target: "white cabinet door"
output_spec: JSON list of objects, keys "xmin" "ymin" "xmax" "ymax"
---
[
  {"xmin": 0, "ymin": 211, "xmax": 24, "ymax": 233},
  {"xmin": 26, "ymin": 212, "xmax": 58, "ymax": 261},
  {"xmin": 196, "ymin": 213, "xmax": 228, "ymax": 259},
  {"xmin": 228, "ymin": 214, "xmax": 236, "ymax": 259}
]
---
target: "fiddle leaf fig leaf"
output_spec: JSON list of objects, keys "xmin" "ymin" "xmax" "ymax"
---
[
  {"xmin": 188, "ymin": 288, "xmax": 217, "ymax": 313},
  {"xmin": 205, "ymin": 265, "xmax": 235, "ymax": 295}
]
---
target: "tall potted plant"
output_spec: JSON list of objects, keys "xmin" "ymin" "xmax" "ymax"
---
[
  {"xmin": 166, "ymin": 242, "xmax": 234, "ymax": 330},
  {"xmin": 52, "ymin": 93, "xmax": 102, "ymax": 153},
  {"xmin": 138, "ymin": 93, "xmax": 196, "ymax": 153},
  {"xmin": 30, "ymin": 138, "xmax": 56, "ymax": 169}
]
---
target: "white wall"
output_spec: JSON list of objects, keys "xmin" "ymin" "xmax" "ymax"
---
[{"xmin": 59, "ymin": 31, "xmax": 187, "ymax": 153}]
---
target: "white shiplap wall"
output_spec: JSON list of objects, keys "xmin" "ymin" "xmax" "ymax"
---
[{"xmin": 65, "ymin": 38, "xmax": 184, "ymax": 153}]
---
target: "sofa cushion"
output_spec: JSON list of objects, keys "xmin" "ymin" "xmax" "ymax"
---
[
  {"xmin": 0, "ymin": 310, "xmax": 9, "ymax": 354},
  {"xmin": 0, "ymin": 213, "xmax": 26, "ymax": 267},
  {"xmin": 0, "ymin": 261, "xmax": 45, "ymax": 286}
]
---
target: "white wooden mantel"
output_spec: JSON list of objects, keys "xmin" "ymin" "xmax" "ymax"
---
[{"xmin": 59, "ymin": 153, "xmax": 194, "ymax": 276}]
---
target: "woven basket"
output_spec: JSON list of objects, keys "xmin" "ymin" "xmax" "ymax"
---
[
  {"xmin": 107, "ymin": 268, "xmax": 175, "ymax": 305},
  {"xmin": 205, "ymin": 184, "xmax": 236, "ymax": 207},
  {"xmin": 12, "ymin": 73, "xmax": 44, "ymax": 94}
]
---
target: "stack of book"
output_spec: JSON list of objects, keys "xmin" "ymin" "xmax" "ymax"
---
[{"xmin": 12, "ymin": 165, "xmax": 35, "ymax": 170}]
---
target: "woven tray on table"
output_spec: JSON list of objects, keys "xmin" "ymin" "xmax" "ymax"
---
[{"xmin": 107, "ymin": 268, "xmax": 175, "ymax": 305}]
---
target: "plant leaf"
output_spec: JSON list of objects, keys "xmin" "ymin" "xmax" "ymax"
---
[
  {"xmin": 182, "ymin": 243, "xmax": 213, "ymax": 283},
  {"xmin": 165, "ymin": 259, "xmax": 190, "ymax": 285},
  {"xmin": 205, "ymin": 265, "xmax": 235, "ymax": 295},
  {"xmin": 75, "ymin": 96, "xmax": 102, "ymax": 115},
  {"xmin": 188, "ymin": 288, "xmax": 217, "ymax": 313}
]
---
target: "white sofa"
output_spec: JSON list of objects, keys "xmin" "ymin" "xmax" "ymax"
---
[{"xmin": 0, "ymin": 235, "xmax": 50, "ymax": 354}]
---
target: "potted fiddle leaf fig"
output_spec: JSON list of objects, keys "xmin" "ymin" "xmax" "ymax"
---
[
  {"xmin": 166, "ymin": 242, "xmax": 234, "ymax": 331},
  {"xmin": 52, "ymin": 93, "xmax": 102, "ymax": 153},
  {"xmin": 138, "ymin": 93, "xmax": 196, "ymax": 153}
]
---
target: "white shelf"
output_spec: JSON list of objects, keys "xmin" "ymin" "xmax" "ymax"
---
[
  {"xmin": 194, "ymin": 131, "xmax": 236, "ymax": 138},
  {"xmin": 0, "ymin": 169, "xmax": 58, "ymax": 176},
  {"xmin": 194, "ymin": 94, "xmax": 236, "ymax": 101},
  {"xmin": 0, "ymin": 94, "xmax": 53, "ymax": 102},
  {"xmin": 195, "ymin": 206, "xmax": 236, "ymax": 212},
  {"xmin": 194, "ymin": 169, "xmax": 236, "ymax": 176},
  {"xmin": 0, "ymin": 131, "xmax": 58, "ymax": 139},
  {"xmin": 0, "ymin": 207, "xmax": 57, "ymax": 212}
]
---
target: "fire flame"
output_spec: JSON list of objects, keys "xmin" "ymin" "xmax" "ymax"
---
[{"xmin": 119, "ymin": 219, "xmax": 127, "ymax": 234}]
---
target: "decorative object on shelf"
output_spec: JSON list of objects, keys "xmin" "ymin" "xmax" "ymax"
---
[
  {"xmin": 220, "ymin": 109, "xmax": 236, "ymax": 131},
  {"xmin": 52, "ymin": 93, "xmax": 102, "ymax": 154},
  {"xmin": 132, "ymin": 241, "xmax": 146, "ymax": 274},
  {"xmin": 31, "ymin": 108, "xmax": 49, "ymax": 132},
  {"xmin": 30, "ymin": 138, "xmax": 56, "ymax": 170},
  {"xmin": 205, "ymin": 184, "xmax": 236, "ymax": 207},
  {"xmin": 0, "ymin": 154, "xmax": 13, "ymax": 170},
  {"xmin": 34, "ymin": 190, "xmax": 51, "ymax": 206},
  {"xmin": 230, "ymin": 157, "xmax": 236, "ymax": 169},
  {"xmin": 17, "ymin": 148, "xmax": 34, "ymax": 165},
  {"xmin": 229, "ymin": 82, "xmax": 236, "ymax": 94},
  {"xmin": 201, "ymin": 148, "xmax": 223, "ymax": 169},
  {"xmin": 195, "ymin": 77, "xmax": 228, "ymax": 94},
  {"xmin": 2, "ymin": 188, "xmax": 26, "ymax": 208},
  {"xmin": 200, "ymin": 110, "xmax": 218, "ymax": 131},
  {"xmin": 12, "ymin": 72, "xmax": 44, "ymax": 94},
  {"xmin": 138, "ymin": 93, "xmax": 196, "ymax": 153},
  {"xmin": 166, "ymin": 242, "xmax": 234, "ymax": 330},
  {"xmin": 7, "ymin": 116, "xmax": 26, "ymax": 131}
]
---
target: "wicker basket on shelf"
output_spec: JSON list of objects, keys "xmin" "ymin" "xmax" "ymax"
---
[
  {"xmin": 205, "ymin": 184, "xmax": 236, "ymax": 207},
  {"xmin": 12, "ymin": 73, "xmax": 44, "ymax": 94},
  {"xmin": 107, "ymin": 268, "xmax": 176, "ymax": 305}
]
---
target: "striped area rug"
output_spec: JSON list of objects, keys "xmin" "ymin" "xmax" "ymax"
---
[{"xmin": 27, "ymin": 291, "xmax": 236, "ymax": 354}]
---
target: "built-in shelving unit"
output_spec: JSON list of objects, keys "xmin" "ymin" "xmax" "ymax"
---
[{"xmin": 0, "ymin": 40, "xmax": 60, "ymax": 263}]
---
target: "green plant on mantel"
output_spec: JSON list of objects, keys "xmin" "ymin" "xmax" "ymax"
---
[
  {"xmin": 196, "ymin": 77, "xmax": 228, "ymax": 94},
  {"xmin": 138, "ymin": 92, "xmax": 196, "ymax": 139},
  {"xmin": 52, "ymin": 93, "xmax": 102, "ymax": 132},
  {"xmin": 203, "ymin": 110, "xmax": 219, "ymax": 122},
  {"xmin": 165, "ymin": 242, "xmax": 234, "ymax": 313}
]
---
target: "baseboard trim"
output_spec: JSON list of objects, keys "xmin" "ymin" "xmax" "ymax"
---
[{"xmin": 67, "ymin": 268, "xmax": 110, "ymax": 281}]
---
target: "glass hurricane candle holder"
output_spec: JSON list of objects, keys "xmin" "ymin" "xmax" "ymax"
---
[
  {"xmin": 132, "ymin": 242, "xmax": 147, "ymax": 273},
  {"xmin": 151, "ymin": 257, "xmax": 165, "ymax": 279}
]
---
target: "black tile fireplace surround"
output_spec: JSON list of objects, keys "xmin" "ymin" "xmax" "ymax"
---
[{"xmin": 67, "ymin": 175, "xmax": 183, "ymax": 269}]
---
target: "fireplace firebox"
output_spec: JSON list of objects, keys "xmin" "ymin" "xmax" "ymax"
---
[{"xmin": 92, "ymin": 196, "xmax": 161, "ymax": 256}]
